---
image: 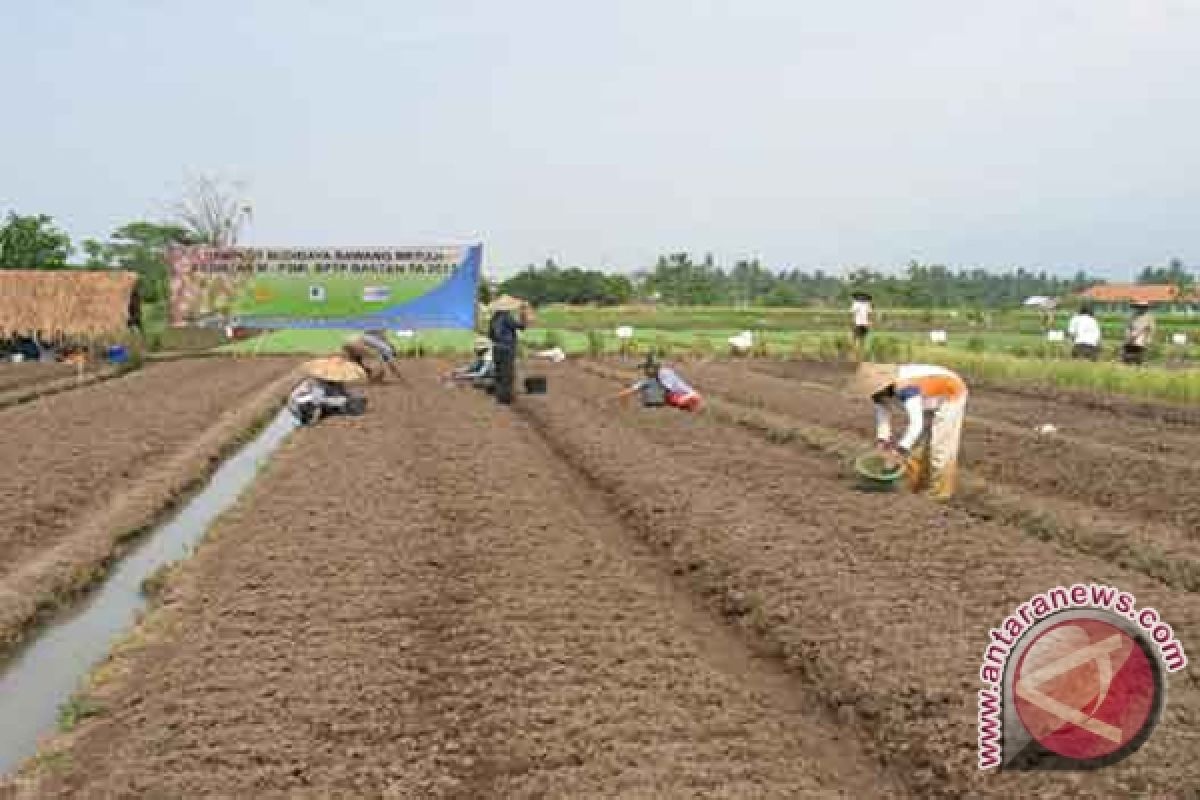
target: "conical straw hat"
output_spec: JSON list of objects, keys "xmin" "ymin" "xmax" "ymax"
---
[
  {"xmin": 488, "ymin": 294, "xmax": 527, "ymax": 312},
  {"xmin": 303, "ymin": 356, "xmax": 368, "ymax": 383},
  {"xmin": 849, "ymin": 362, "xmax": 898, "ymax": 397}
]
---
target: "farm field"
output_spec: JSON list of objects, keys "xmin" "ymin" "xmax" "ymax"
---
[
  {"xmin": 678, "ymin": 360, "xmax": 1200, "ymax": 550},
  {"xmin": 215, "ymin": 320, "xmax": 1200, "ymax": 403},
  {"xmin": 0, "ymin": 357, "xmax": 298, "ymax": 652},
  {"xmin": 7, "ymin": 359, "xmax": 1198, "ymax": 797}
]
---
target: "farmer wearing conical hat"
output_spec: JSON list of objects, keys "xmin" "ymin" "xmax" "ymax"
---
[
  {"xmin": 342, "ymin": 329, "xmax": 402, "ymax": 383},
  {"xmin": 487, "ymin": 295, "xmax": 531, "ymax": 405},
  {"xmin": 288, "ymin": 357, "xmax": 369, "ymax": 425},
  {"xmin": 851, "ymin": 362, "xmax": 968, "ymax": 499}
]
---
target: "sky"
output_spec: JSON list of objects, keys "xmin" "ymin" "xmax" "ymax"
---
[{"xmin": 3, "ymin": 0, "xmax": 1200, "ymax": 279}]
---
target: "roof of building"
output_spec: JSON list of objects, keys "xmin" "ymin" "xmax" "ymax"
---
[{"xmin": 0, "ymin": 269, "xmax": 138, "ymax": 338}]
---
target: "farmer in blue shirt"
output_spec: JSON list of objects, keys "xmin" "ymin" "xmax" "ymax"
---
[{"xmin": 487, "ymin": 296, "xmax": 530, "ymax": 404}]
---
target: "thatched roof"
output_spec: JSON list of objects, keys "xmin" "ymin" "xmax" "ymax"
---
[{"xmin": 0, "ymin": 270, "xmax": 137, "ymax": 338}]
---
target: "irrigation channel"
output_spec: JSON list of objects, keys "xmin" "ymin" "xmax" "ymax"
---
[{"xmin": 0, "ymin": 410, "xmax": 298, "ymax": 774}]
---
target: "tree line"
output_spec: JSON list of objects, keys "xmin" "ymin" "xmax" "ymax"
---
[
  {"xmin": 4, "ymin": 208, "xmax": 1195, "ymax": 310},
  {"xmin": 502, "ymin": 253, "xmax": 1195, "ymax": 308},
  {"xmin": 0, "ymin": 176, "xmax": 251, "ymax": 304}
]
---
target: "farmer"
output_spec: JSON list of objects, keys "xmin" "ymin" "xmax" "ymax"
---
[
  {"xmin": 288, "ymin": 357, "xmax": 368, "ymax": 425},
  {"xmin": 617, "ymin": 355, "xmax": 703, "ymax": 411},
  {"xmin": 850, "ymin": 291, "xmax": 873, "ymax": 348},
  {"xmin": 342, "ymin": 329, "xmax": 402, "ymax": 383},
  {"xmin": 851, "ymin": 362, "xmax": 968, "ymax": 500},
  {"xmin": 287, "ymin": 377, "xmax": 350, "ymax": 425},
  {"xmin": 450, "ymin": 336, "xmax": 495, "ymax": 385},
  {"xmin": 487, "ymin": 295, "xmax": 530, "ymax": 405},
  {"xmin": 1121, "ymin": 301, "xmax": 1155, "ymax": 365},
  {"xmin": 1067, "ymin": 302, "xmax": 1101, "ymax": 360}
]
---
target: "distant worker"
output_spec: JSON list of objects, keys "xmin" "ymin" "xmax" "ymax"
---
[
  {"xmin": 851, "ymin": 362, "xmax": 968, "ymax": 500},
  {"xmin": 851, "ymin": 291, "xmax": 873, "ymax": 348},
  {"xmin": 1067, "ymin": 302, "xmax": 1101, "ymax": 360},
  {"xmin": 1121, "ymin": 301, "xmax": 1155, "ymax": 365},
  {"xmin": 450, "ymin": 337, "xmax": 495, "ymax": 386},
  {"xmin": 343, "ymin": 329, "xmax": 402, "ymax": 383},
  {"xmin": 617, "ymin": 354, "xmax": 703, "ymax": 411},
  {"xmin": 1040, "ymin": 297, "xmax": 1060, "ymax": 331},
  {"xmin": 487, "ymin": 295, "xmax": 530, "ymax": 405}
]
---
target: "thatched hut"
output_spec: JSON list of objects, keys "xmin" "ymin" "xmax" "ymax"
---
[{"xmin": 0, "ymin": 270, "xmax": 138, "ymax": 340}]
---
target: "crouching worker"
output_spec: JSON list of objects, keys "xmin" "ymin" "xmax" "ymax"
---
[
  {"xmin": 288, "ymin": 358, "xmax": 368, "ymax": 425},
  {"xmin": 851, "ymin": 362, "xmax": 967, "ymax": 499},
  {"xmin": 617, "ymin": 355, "xmax": 703, "ymax": 411},
  {"xmin": 342, "ymin": 329, "xmax": 402, "ymax": 383},
  {"xmin": 449, "ymin": 337, "xmax": 495, "ymax": 387}
]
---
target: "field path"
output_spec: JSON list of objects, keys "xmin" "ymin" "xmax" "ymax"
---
[{"xmin": 13, "ymin": 364, "xmax": 895, "ymax": 797}]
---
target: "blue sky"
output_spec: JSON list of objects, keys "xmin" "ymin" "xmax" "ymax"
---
[{"xmin": 2, "ymin": 0, "xmax": 1199, "ymax": 278}]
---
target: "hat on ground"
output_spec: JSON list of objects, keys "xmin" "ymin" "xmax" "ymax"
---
[
  {"xmin": 849, "ymin": 362, "xmax": 898, "ymax": 397},
  {"xmin": 303, "ymin": 356, "xmax": 368, "ymax": 383}
]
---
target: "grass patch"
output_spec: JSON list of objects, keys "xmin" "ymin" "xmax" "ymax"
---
[
  {"xmin": 912, "ymin": 347, "xmax": 1200, "ymax": 404},
  {"xmin": 57, "ymin": 694, "xmax": 104, "ymax": 732}
]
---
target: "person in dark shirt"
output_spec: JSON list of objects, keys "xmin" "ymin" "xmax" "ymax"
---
[{"xmin": 487, "ymin": 296, "xmax": 530, "ymax": 404}]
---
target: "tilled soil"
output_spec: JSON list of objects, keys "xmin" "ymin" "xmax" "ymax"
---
[
  {"xmin": 516, "ymin": 363, "xmax": 1200, "ymax": 797},
  {"xmin": 0, "ymin": 358, "xmax": 297, "ymax": 581},
  {"xmin": 15, "ymin": 365, "xmax": 898, "ymax": 798},
  {"xmin": 0, "ymin": 363, "xmax": 78, "ymax": 394},
  {"xmin": 10, "ymin": 360, "xmax": 1199, "ymax": 797},
  {"xmin": 688, "ymin": 360, "xmax": 1200, "ymax": 536},
  {"xmin": 752, "ymin": 359, "xmax": 1200, "ymax": 459}
]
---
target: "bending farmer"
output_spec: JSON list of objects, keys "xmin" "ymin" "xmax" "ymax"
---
[
  {"xmin": 851, "ymin": 362, "xmax": 968, "ymax": 499},
  {"xmin": 617, "ymin": 355, "xmax": 703, "ymax": 411},
  {"xmin": 343, "ymin": 329, "xmax": 402, "ymax": 383},
  {"xmin": 289, "ymin": 357, "xmax": 369, "ymax": 425}
]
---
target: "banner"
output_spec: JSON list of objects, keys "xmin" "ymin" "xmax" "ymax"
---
[{"xmin": 168, "ymin": 244, "xmax": 481, "ymax": 330}]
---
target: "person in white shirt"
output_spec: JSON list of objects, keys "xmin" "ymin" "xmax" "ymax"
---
[
  {"xmin": 851, "ymin": 362, "xmax": 968, "ymax": 500},
  {"xmin": 1067, "ymin": 303, "xmax": 1101, "ymax": 360},
  {"xmin": 850, "ymin": 292, "xmax": 873, "ymax": 345}
]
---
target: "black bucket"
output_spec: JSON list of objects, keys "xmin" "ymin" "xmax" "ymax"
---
[{"xmin": 524, "ymin": 375, "xmax": 547, "ymax": 394}]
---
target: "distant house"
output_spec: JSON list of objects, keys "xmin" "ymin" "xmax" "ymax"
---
[{"xmin": 1077, "ymin": 284, "xmax": 1197, "ymax": 312}]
